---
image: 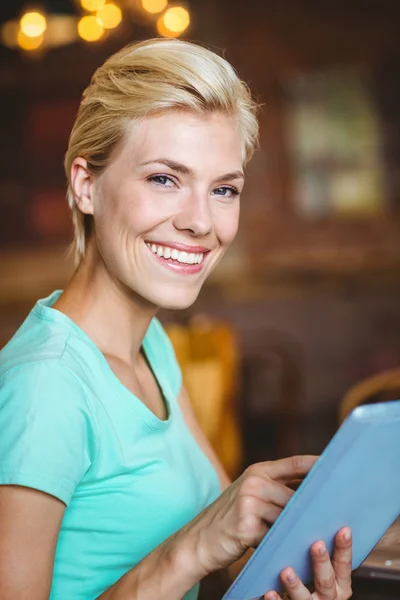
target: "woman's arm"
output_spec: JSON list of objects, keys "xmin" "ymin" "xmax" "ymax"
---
[
  {"xmin": 0, "ymin": 486, "xmax": 65, "ymax": 600},
  {"xmin": 95, "ymin": 530, "xmax": 200, "ymax": 600}
]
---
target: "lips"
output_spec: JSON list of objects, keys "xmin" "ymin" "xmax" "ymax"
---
[{"xmin": 145, "ymin": 241, "xmax": 209, "ymax": 274}]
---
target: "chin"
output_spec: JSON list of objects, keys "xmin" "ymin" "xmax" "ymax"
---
[{"xmin": 151, "ymin": 286, "xmax": 202, "ymax": 311}]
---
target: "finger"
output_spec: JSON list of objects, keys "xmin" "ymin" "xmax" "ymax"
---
[
  {"xmin": 243, "ymin": 473, "xmax": 295, "ymax": 508},
  {"xmin": 237, "ymin": 513, "xmax": 269, "ymax": 548},
  {"xmin": 237, "ymin": 499, "xmax": 281, "ymax": 547},
  {"xmin": 332, "ymin": 527, "xmax": 352, "ymax": 594},
  {"xmin": 239, "ymin": 495, "xmax": 283, "ymax": 527},
  {"xmin": 310, "ymin": 541, "xmax": 337, "ymax": 600},
  {"xmin": 264, "ymin": 592, "xmax": 283, "ymax": 600},
  {"xmin": 280, "ymin": 568, "xmax": 311, "ymax": 600},
  {"xmin": 261, "ymin": 481, "xmax": 293, "ymax": 509},
  {"xmin": 262, "ymin": 455, "xmax": 318, "ymax": 482}
]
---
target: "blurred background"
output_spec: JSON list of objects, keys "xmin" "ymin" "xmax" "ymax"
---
[{"xmin": 1, "ymin": 0, "xmax": 400, "ymax": 597}]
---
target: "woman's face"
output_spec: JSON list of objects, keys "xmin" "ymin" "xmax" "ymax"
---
[{"xmin": 86, "ymin": 111, "xmax": 244, "ymax": 309}]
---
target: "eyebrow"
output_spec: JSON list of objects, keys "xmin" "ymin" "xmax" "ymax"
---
[{"xmin": 140, "ymin": 158, "xmax": 245, "ymax": 184}]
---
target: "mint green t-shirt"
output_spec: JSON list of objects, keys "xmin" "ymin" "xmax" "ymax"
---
[{"xmin": 0, "ymin": 291, "xmax": 220, "ymax": 600}]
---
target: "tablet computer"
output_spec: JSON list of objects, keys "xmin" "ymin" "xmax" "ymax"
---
[{"xmin": 223, "ymin": 400, "xmax": 400, "ymax": 600}]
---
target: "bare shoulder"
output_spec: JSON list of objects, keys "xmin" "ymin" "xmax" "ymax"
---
[{"xmin": 0, "ymin": 485, "xmax": 65, "ymax": 599}]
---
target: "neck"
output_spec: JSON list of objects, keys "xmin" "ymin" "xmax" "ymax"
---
[{"xmin": 53, "ymin": 243, "xmax": 158, "ymax": 364}]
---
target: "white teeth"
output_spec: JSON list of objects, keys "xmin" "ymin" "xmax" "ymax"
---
[{"xmin": 147, "ymin": 243, "xmax": 205, "ymax": 265}]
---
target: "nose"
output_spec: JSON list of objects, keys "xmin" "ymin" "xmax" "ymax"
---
[{"xmin": 173, "ymin": 191, "xmax": 213, "ymax": 237}]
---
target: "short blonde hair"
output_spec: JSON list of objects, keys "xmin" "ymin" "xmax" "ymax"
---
[{"xmin": 65, "ymin": 37, "xmax": 259, "ymax": 265}]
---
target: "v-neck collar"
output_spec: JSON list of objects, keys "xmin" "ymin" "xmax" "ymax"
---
[{"xmin": 33, "ymin": 290, "xmax": 173, "ymax": 431}]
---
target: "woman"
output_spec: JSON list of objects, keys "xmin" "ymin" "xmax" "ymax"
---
[{"xmin": 0, "ymin": 39, "xmax": 352, "ymax": 600}]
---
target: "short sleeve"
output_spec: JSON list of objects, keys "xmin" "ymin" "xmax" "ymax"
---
[
  {"xmin": 145, "ymin": 318, "xmax": 182, "ymax": 398},
  {"xmin": 0, "ymin": 361, "xmax": 98, "ymax": 505}
]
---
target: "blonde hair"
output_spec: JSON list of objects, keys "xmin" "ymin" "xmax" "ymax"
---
[{"xmin": 65, "ymin": 37, "xmax": 259, "ymax": 265}]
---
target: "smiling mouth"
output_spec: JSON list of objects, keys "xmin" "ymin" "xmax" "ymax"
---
[
  {"xmin": 146, "ymin": 242, "xmax": 205, "ymax": 264},
  {"xmin": 145, "ymin": 242, "xmax": 209, "ymax": 273}
]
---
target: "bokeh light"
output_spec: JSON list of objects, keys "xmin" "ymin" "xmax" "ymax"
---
[
  {"xmin": 46, "ymin": 15, "xmax": 79, "ymax": 48},
  {"xmin": 78, "ymin": 15, "xmax": 104, "ymax": 41},
  {"xmin": 157, "ymin": 6, "xmax": 190, "ymax": 37},
  {"xmin": 17, "ymin": 29, "xmax": 44, "ymax": 50},
  {"xmin": 96, "ymin": 3, "xmax": 122, "ymax": 29},
  {"xmin": 20, "ymin": 11, "xmax": 47, "ymax": 38},
  {"xmin": 141, "ymin": 0, "xmax": 168, "ymax": 14},
  {"xmin": 80, "ymin": 0, "xmax": 106, "ymax": 11},
  {"xmin": 1, "ymin": 20, "xmax": 19, "ymax": 49}
]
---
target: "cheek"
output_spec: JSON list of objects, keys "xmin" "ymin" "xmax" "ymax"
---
[
  {"xmin": 214, "ymin": 203, "xmax": 240, "ymax": 246},
  {"xmin": 95, "ymin": 186, "xmax": 154, "ymax": 241}
]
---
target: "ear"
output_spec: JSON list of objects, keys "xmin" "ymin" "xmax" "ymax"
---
[{"xmin": 70, "ymin": 157, "xmax": 96, "ymax": 215}]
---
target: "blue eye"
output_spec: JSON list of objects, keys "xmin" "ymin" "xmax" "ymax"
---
[
  {"xmin": 148, "ymin": 175, "xmax": 175, "ymax": 187},
  {"xmin": 213, "ymin": 186, "xmax": 239, "ymax": 197}
]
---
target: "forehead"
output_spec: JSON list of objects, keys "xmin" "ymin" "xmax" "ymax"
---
[{"xmin": 119, "ymin": 110, "xmax": 244, "ymax": 173}]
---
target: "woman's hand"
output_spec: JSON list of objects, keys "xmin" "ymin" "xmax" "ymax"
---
[
  {"xmin": 264, "ymin": 527, "xmax": 353, "ymax": 600},
  {"xmin": 173, "ymin": 455, "xmax": 317, "ymax": 578}
]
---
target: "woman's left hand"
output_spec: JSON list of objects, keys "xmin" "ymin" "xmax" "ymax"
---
[{"xmin": 264, "ymin": 527, "xmax": 353, "ymax": 600}]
